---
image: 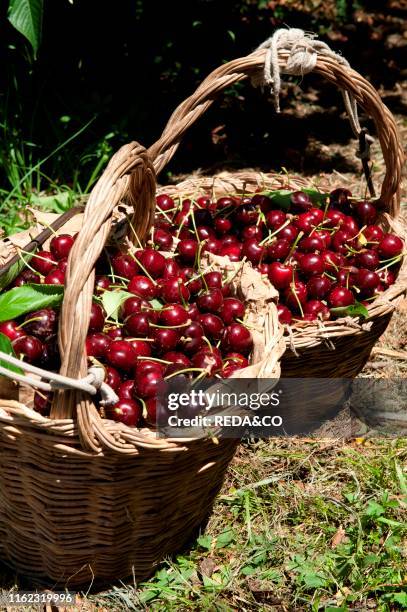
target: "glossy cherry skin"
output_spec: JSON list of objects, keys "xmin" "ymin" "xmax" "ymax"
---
[
  {"xmin": 181, "ymin": 322, "xmax": 204, "ymax": 354},
  {"xmin": 197, "ymin": 226, "xmax": 216, "ymax": 241},
  {"xmin": 328, "ymin": 286, "xmax": 355, "ymax": 308},
  {"xmin": 356, "ymin": 269, "xmax": 380, "ymax": 292},
  {"xmin": 203, "ymin": 271, "xmax": 222, "ymax": 289},
  {"xmin": 356, "ymin": 249, "xmax": 380, "ymax": 270},
  {"xmin": 267, "ymin": 262, "xmax": 293, "ymax": 289},
  {"xmin": 299, "ymin": 253, "xmax": 325, "ymax": 277},
  {"xmin": 124, "ymin": 313, "xmax": 150, "ymax": 336},
  {"xmin": 321, "ymin": 251, "xmax": 343, "ymax": 272},
  {"xmin": 153, "ymin": 228, "xmax": 173, "ymax": 250},
  {"xmin": 178, "ymin": 239, "xmax": 198, "ymax": 263},
  {"xmin": 23, "ymin": 308, "xmax": 57, "ymax": 339},
  {"xmin": 198, "ymin": 313, "xmax": 224, "ymax": 339},
  {"xmin": 33, "ymin": 391, "xmax": 52, "ymax": 416},
  {"xmin": 219, "ymin": 297, "xmax": 245, "ymax": 324},
  {"xmin": 0, "ymin": 320, "xmax": 26, "ymax": 341},
  {"xmin": 111, "ymin": 253, "xmax": 138, "ymax": 280},
  {"xmin": 197, "ymin": 288, "xmax": 223, "ymax": 313},
  {"xmin": 156, "ymin": 194, "xmax": 175, "ymax": 211},
  {"xmin": 356, "ymin": 201, "xmax": 377, "ymax": 225},
  {"xmin": 106, "ymin": 340, "xmax": 138, "ymax": 372},
  {"xmin": 242, "ymin": 239, "xmax": 265, "ymax": 264},
  {"xmin": 378, "ymin": 268, "xmax": 396, "ymax": 288},
  {"xmin": 162, "ymin": 260, "xmax": 180, "ymax": 280},
  {"xmin": 314, "ymin": 230, "xmax": 331, "ymax": 249},
  {"xmin": 306, "ymin": 275, "xmax": 332, "ymax": 299},
  {"xmin": 221, "ymin": 324, "xmax": 253, "ymax": 354},
  {"xmin": 159, "ymin": 304, "xmax": 189, "ymax": 327},
  {"xmin": 290, "ymin": 191, "xmax": 312, "ymax": 212},
  {"xmin": 378, "ymin": 234, "xmax": 404, "ymax": 259},
  {"xmin": 329, "ymin": 188, "xmax": 352, "ymax": 209},
  {"xmin": 128, "ymin": 275, "xmax": 158, "ymax": 300},
  {"xmin": 111, "ymin": 399, "xmax": 142, "ymax": 427},
  {"xmin": 298, "ymin": 235, "xmax": 324, "ymax": 253},
  {"xmin": 214, "ymin": 217, "xmax": 232, "ymax": 235},
  {"xmin": 242, "ymin": 225, "xmax": 263, "ymax": 241},
  {"xmin": 267, "ymin": 239, "xmax": 290, "ymax": 261},
  {"xmin": 202, "ymin": 238, "xmax": 221, "ymax": 255},
  {"xmin": 13, "ymin": 269, "xmax": 41, "ymax": 287},
  {"xmin": 138, "ymin": 248, "xmax": 166, "ymax": 278},
  {"xmin": 235, "ymin": 203, "xmax": 257, "ymax": 225},
  {"xmin": 304, "ymin": 300, "xmax": 330, "ymax": 320},
  {"xmin": 324, "ymin": 209, "xmax": 346, "ymax": 228},
  {"xmin": 182, "ymin": 268, "xmax": 202, "ymax": 295},
  {"xmin": 308, "ymin": 208, "xmax": 324, "ymax": 224},
  {"xmin": 85, "ymin": 333, "xmax": 111, "ymax": 358},
  {"xmin": 284, "ymin": 281, "xmax": 308, "ymax": 311},
  {"xmin": 135, "ymin": 370, "xmax": 166, "ymax": 399},
  {"xmin": 187, "ymin": 302, "xmax": 200, "ymax": 321},
  {"xmin": 266, "ymin": 210, "xmax": 286, "ymax": 229},
  {"xmin": 50, "ymin": 234, "xmax": 75, "ymax": 260},
  {"xmin": 44, "ymin": 269, "xmax": 65, "ymax": 285},
  {"xmin": 277, "ymin": 304, "xmax": 293, "ymax": 325},
  {"xmin": 128, "ymin": 339, "xmax": 152, "ymax": 358},
  {"xmin": 332, "ymin": 229, "xmax": 355, "ymax": 255},
  {"xmin": 216, "ymin": 197, "xmax": 236, "ymax": 210},
  {"xmin": 278, "ymin": 224, "xmax": 299, "ymax": 243},
  {"xmin": 363, "ymin": 225, "xmax": 384, "ymax": 243},
  {"xmin": 295, "ymin": 212, "xmax": 316, "ymax": 234},
  {"xmin": 95, "ymin": 275, "xmax": 111, "ymax": 294},
  {"xmin": 152, "ymin": 328, "xmax": 180, "ymax": 353},
  {"xmin": 106, "ymin": 326, "xmax": 124, "ymax": 340},
  {"xmin": 12, "ymin": 335, "xmax": 43, "ymax": 363},
  {"xmin": 192, "ymin": 349, "xmax": 223, "ymax": 374},
  {"xmin": 342, "ymin": 216, "xmax": 359, "ymax": 238},
  {"xmin": 219, "ymin": 243, "xmax": 242, "ymax": 262},
  {"xmin": 161, "ymin": 277, "xmax": 190, "ymax": 304},
  {"xmin": 162, "ymin": 351, "xmax": 192, "ymax": 368},
  {"xmin": 89, "ymin": 303, "xmax": 106, "ymax": 332},
  {"xmin": 224, "ymin": 352, "xmax": 249, "ymax": 368},
  {"xmin": 31, "ymin": 250, "xmax": 55, "ymax": 275},
  {"xmin": 105, "ymin": 366, "xmax": 122, "ymax": 390},
  {"xmin": 117, "ymin": 380, "xmax": 137, "ymax": 401}
]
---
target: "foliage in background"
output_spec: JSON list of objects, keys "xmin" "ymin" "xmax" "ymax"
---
[{"xmin": 0, "ymin": 0, "xmax": 404, "ymax": 235}]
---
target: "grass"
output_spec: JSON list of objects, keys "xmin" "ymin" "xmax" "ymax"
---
[{"xmin": 78, "ymin": 439, "xmax": 405, "ymax": 612}]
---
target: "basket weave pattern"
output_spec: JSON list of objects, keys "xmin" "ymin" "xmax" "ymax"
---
[{"xmin": 0, "ymin": 48, "xmax": 404, "ymax": 586}]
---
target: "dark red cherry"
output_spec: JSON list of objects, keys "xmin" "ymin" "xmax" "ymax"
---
[
  {"xmin": 0, "ymin": 320, "xmax": 26, "ymax": 341},
  {"xmin": 159, "ymin": 304, "xmax": 189, "ymax": 327},
  {"xmin": 363, "ymin": 225, "xmax": 384, "ymax": 243},
  {"xmin": 278, "ymin": 224, "xmax": 299, "ymax": 243},
  {"xmin": 111, "ymin": 253, "xmax": 138, "ymax": 280},
  {"xmin": 329, "ymin": 188, "xmax": 352, "ymax": 209},
  {"xmin": 197, "ymin": 288, "xmax": 223, "ymax": 313},
  {"xmin": 124, "ymin": 313, "xmax": 150, "ymax": 336},
  {"xmin": 295, "ymin": 212, "xmax": 316, "ymax": 234},
  {"xmin": 44, "ymin": 269, "xmax": 65, "ymax": 285},
  {"xmin": 241, "ymin": 225, "xmax": 263, "ymax": 241},
  {"xmin": 50, "ymin": 234, "xmax": 75, "ymax": 260},
  {"xmin": 235, "ymin": 203, "xmax": 257, "ymax": 225},
  {"xmin": 284, "ymin": 281, "xmax": 308, "ymax": 311},
  {"xmin": 221, "ymin": 324, "xmax": 253, "ymax": 354},
  {"xmin": 12, "ymin": 335, "xmax": 43, "ymax": 363},
  {"xmin": 324, "ymin": 209, "xmax": 346, "ymax": 228},
  {"xmin": 138, "ymin": 248, "xmax": 166, "ymax": 278},
  {"xmin": 304, "ymin": 300, "xmax": 330, "ymax": 320},
  {"xmin": 89, "ymin": 303, "xmax": 106, "ymax": 332},
  {"xmin": 192, "ymin": 349, "xmax": 223, "ymax": 374},
  {"xmin": 219, "ymin": 243, "xmax": 242, "ymax": 261},
  {"xmin": 299, "ymin": 253, "xmax": 325, "ymax": 277},
  {"xmin": 95, "ymin": 275, "xmax": 111, "ymax": 294},
  {"xmin": 106, "ymin": 326, "xmax": 124, "ymax": 340},
  {"xmin": 214, "ymin": 217, "xmax": 232, "ymax": 235},
  {"xmin": 277, "ymin": 304, "xmax": 293, "ymax": 325},
  {"xmin": 242, "ymin": 239, "xmax": 265, "ymax": 264},
  {"xmin": 13, "ymin": 269, "xmax": 41, "ymax": 287},
  {"xmin": 105, "ymin": 366, "xmax": 122, "ymax": 390},
  {"xmin": 23, "ymin": 308, "xmax": 57, "ymax": 339},
  {"xmin": 202, "ymin": 238, "xmax": 221, "ymax": 255},
  {"xmin": 161, "ymin": 277, "xmax": 190, "ymax": 303},
  {"xmin": 128, "ymin": 275, "xmax": 158, "ymax": 299},
  {"xmin": 178, "ymin": 239, "xmax": 198, "ymax": 263},
  {"xmin": 328, "ymin": 286, "xmax": 355, "ymax": 308},
  {"xmin": 266, "ymin": 210, "xmax": 286, "ymax": 229},
  {"xmin": 306, "ymin": 275, "xmax": 332, "ymax": 299},
  {"xmin": 31, "ymin": 250, "xmax": 55, "ymax": 275},
  {"xmin": 378, "ymin": 234, "xmax": 403, "ymax": 259},
  {"xmin": 86, "ymin": 333, "xmax": 111, "ymax": 358},
  {"xmin": 128, "ymin": 339, "xmax": 152, "ymax": 358},
  {"xmin": 135, "ymin": 370, "xmax": 166, "ymax": 399},
  {"xmin": 163, "ymin": 351, "xmax": 191, "ymax": 368},
  {"xmin": 298, "ymin": 235, "xmax": 324, "ymax": 253},
  {"xmin": 290, "ymin": 191, "xmax": 312, "ymax": 212},
  {"xmin": 356, "ymin": 249, "xmax": 380, "ymax": 270},
  {"xmin": 181, "ymin": 322, "xmax": 204, "ymax": 354},
  {"xmin": 118, "ymin": 380, "xmax": 137, "ymax": 401},
  {"xmin": 152, "ymin": 328, "xmax": 180, "ymax": 353},
  {"xmin": 268, "ymin": 262, "xmax": 293, "ymax": 289},
  {"xmin": 356, "ymin": 269, "xmax": 380, "ymax": 291},
  {"xmin": 356, "ymin": 201, "xmax": 377, "ymax": 225},
  {"xmin": 204, "ymin": 271, "xmax": 222, "ymax": 289},
  {"xmin": 156, "ymin": 194, "xmax": 175, "ymax": 211},
  {"xmin": 106, "ymin": 340, "xmax": 138, "ymax": 371},
  {"xmin": 332, "ymin": 229, "xmax": 355, "ymax": 255},
  {"xmin": 198, "ymin": 313, "xmax": 224, "ymax": 339},
  {"xmin": 267, "ymin": 239, "xmax": 290, "ymax": 261},
  {"xmin": 251, "ymin": 194, "xmax": 272, "ymax": 213},
  {"xmin": 153, "ymin": 228, "xmax": 173, "ymax": 250},
  {"xmin": 34, "ymin": 391, "xmax": 53, "ymax": 416},
  {"xmin": 111, "ymin": 399, "xmax": 142, "ymax": 427},
  {"xmin": 216, "ymin": 196, "xmax": 236, "ymax": 209},
  {"xmin": 219, "ymin": 297, "xmax": 245, "ymax": 324}
]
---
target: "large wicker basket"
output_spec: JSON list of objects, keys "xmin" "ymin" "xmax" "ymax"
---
[{"xmin": 0, "ymin": 44, "xmax": 405, "ymax": 588}]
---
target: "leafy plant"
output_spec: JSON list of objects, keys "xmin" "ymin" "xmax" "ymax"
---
[{"xmin": 7, "ymin": 0, "xmax": 44, "ymax": 57}]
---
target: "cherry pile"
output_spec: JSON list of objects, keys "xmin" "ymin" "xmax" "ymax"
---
[{"xmin": 0, "ymin": 187, "xmax": 403, "ymax": 427}]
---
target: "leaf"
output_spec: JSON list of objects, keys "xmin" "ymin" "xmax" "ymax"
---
[
  {"xmin": 302, "ymin": 572, "xmax": 328, "ymax": 588},
  {"xmin": 0, "ymin": 258, "xmax": 27, "ymax": 291},
  {"xmin": 302, "ymin": 188, "xmax": 328, "ymax": 206},
  {"xmin": 330, "ymin": 301, "xmax": 369, "ymax": 320},
  {"xmin": 0, "ymin": 284, "xmax": 63, "ymax": 322},
  {"xmin": 392, "ymin": 592, "xmax": 407, "ymax": 607},
  {"xmin": 259, "ymin": 188, "xmax": 327, "ymax": 210},
  {"xmin": 149, "ymin": 298, "xmax": 164, "ymax": 310},
  {"xmin": 394, "ymin": 461, "xmax": 407, "ymax": 497},
  {"xmin": 101, "ymin": 290, "xmax": 132, "ymax": 322},
  {"xmin": 8, "ymin": 0, "xmax": 44, "ymax": 57},
  {"xmin": 29, "ymin": 191, "xmax": 73, "ymax": 213},
  {"xmin": 215, "ymin": 528, "xmax": 235, "ymax": 549},
  {"xmin": 365, "ymin": 501, "xmax": 385, "ymax": 518},
  {"xmin": 196, "ymin": 535, "xmax": 212, "ymax": 550},
  {"xmin": 0, "ymin": 332, "xmax": 23, "ymax": 375}
]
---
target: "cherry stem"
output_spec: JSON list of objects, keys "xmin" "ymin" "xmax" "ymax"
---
[
  {"xmin": 164, "ymin": 366, "xmax": 206, "ymax": 380},
  {"xmin": 284, "ymin": 230, "xmax": 304, "ymax": 264},
  {"xmin": 150, "ymin": 321, "xmax": 190, "ymax": 329},
  {"xmin": 17, "ymin": 316, "xmax": 42, "ymax": 328},
  {"xmin": 259, "ymin": 218, "xmax": 291, "ymax": 246},
  {"xmin": 137, "ymin": 356, "xmax": 172, "ymax": 364},
  {"xmin": 16, "ymin": 249, "xmax": 44, "ymax": 278},
  {"xmin": 376, "ymin": 255, "xmax": 402, "ymax": 272},
  {"xmin": 130, "ymin": 254, "xmax": 157, "ymax": 285}
]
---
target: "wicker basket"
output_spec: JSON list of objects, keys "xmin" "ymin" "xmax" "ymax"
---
[{"xmin": 0, "ymin": 46, "xmax": 405, "ymax": 588}]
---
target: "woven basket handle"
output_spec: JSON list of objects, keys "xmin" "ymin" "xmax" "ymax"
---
[
  {"xmin": 51, "ymin": 144, "xmax": 156, "ymax": 438},
  {"xmin": 148, "ymin": 48, "xmax": 403, "ymax": 216}
]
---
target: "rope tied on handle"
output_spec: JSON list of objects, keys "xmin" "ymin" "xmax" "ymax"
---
[
  {"xmin": 0, "ymin": 352, "xmax": 119, "ymax": 408},
  {"xmin": 252, "ymin": 28, "xmax": 375, "ymax": 196}
]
